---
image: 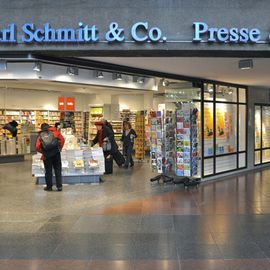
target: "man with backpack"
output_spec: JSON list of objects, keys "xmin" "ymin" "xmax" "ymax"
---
[{"xmin": 36, "ymin": 123, "xmax": 65, "ymax": 191}]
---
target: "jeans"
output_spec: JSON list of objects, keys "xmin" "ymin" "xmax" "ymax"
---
[
  {"xmin": 123, "ymin": 144, "xmax": 134, "ymax": 167},
  {"xmin": 43, "ymin": 152, "xmax": 62, "ymax": 189}
]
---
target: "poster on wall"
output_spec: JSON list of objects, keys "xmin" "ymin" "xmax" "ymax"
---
[
  {"xmin": 66, "ymin": 97, "xmax": 75, "ymax": 111},
  {"xmin": 216, "ymin": 107, "xmax": 225, "ymax": 138},
  {"xmin": 58, "ymin": 96, "xmax": 65, "ymax": 111},
  {"xmin": 204, "ymin": 106, "xmax": 213, "ymax": 138}
]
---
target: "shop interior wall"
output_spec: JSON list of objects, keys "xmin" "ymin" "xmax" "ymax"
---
[
  {"xmin": 0, "ymin": 88, "xmax": 91, "ymax": 111},
  {"xmin": 0, "ymin": 88, "xmax": 153, "ymax": 114}
]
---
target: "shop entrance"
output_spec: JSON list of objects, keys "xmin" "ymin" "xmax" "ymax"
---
[{"xmin": 0, "ymin": 58, "xmax": 248, "ymax": 181}]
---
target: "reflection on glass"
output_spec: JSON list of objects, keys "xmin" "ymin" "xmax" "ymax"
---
[
  {"xmin": 255, "ymin": 106, "xmax": 261, "ymax": 149},
  {"xmin": 239, "ymin": 153, "xmax": 246, "ymax": 168},
  {"xmin": 204, "ymin": 102, "xmax": 214, "ymax": 157},
  {"xmin": 215, "ymin": 103, "xmax": 237, "ymax": 155},
  {"xmin": 262, "ymin": 149, "xmax": 270, "ymax": 163},
  {"xmin": 216, "ymin": 85, "xmax": 237, "ymax": 102},
  {"xmin": 239, "ymin": 105, "xmax": 246, "ymax": 151},
  {"xmin": 163, "ymin": 80, "xmax": 201, "ymax": 101},
  {"xmin": 239, "ymin": 88, "xmax": 246, "ymax": 103},
  {"xmin": 216, "ymin": 154, "xmax": 237, "ymax": 173},
  {"xmin": 194, "ymin": 102, "xmax": 202, "ymax": 178},
  {"xmin": 204, "ymin": 158, "xmax": 213, "ymax": 176},
  {"xmin": 262, "ymin": 106, "xmax": 270, "ymax": 148},
  {"xmin": 255, "ymin": 151, "xmax": 261, "ymax": 165},
  {"xmin": 204, "ymin": 83, "xmax": 214, "ymax": 101}
]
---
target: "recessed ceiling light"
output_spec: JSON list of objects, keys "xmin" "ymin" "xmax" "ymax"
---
[
  {"xmin": 33, "ymin": 62, "xmax": 41, "ymax": 72},
  {"xmin": 137, "ymin": 77, "xmax": 145, "ymax": 84},
  {"xmin": 113, "ymin": 73, "xmax": 123, "ymax": 81},
  {"xmin": 94, "ymin": 70, "xmax": 104, "ymax": 79},
  {"xmin": 67, "ymin": 66, "xmax": 78, "ymax": 76}
]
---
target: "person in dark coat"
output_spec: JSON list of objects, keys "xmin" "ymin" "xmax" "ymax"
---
[
  {"xmin": 103, "ymin": 119, "xmax": 114, "ymax": 134},
  {"xmin": 121, "ymin": 121, "xmax": 137, "ymax": 168},
  {"xmin": 91, "ymin": 121, "xmax": 119, "ymax": 175},
  {"xmin": 3, "ymin": 120, "xmax": 18, "ymax": 137},
  {"xmin": 91, "ymin": 122, "xmax": 118, "ymax": 155}
]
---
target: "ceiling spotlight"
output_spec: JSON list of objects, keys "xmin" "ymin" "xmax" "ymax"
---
[
  {"xmin": 161, "ymin": 78, "xmax": 169, "ymax": 87},
  {"xmin": 33, "ymin": 62, "xmax": 41, "ymax": 72},
  {"xmin": 113, "ymin": 73, "xmax": 123, "ymax": 81},
  {"xmin": 95, "ymin": 70, "xmax": 104, "ymax": 79},
  {"xmin": 0, "ymin": 59, "xmax": 7, "ymax": 71},
  {"xmin": 239, "ymin": 59, "xmax": 253, "ymax": 70},
  {"xmin": 137, "ymin": 77, "xmax": 145, "ymax": 84},
  {"xmin": 67, "ymin": 66, "xmax": 78, "ymax": 76}
]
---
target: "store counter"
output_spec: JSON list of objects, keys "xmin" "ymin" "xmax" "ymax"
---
[{"xmin": 33, "ymin": 147, "xmax": 105, "ymax": 185}]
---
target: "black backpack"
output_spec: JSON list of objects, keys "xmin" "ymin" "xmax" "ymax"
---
[{"xmin": 39, "ymin": 130, "xmax": 59, "ymax": 152}]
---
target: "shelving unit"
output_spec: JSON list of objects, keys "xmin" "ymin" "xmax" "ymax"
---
[
  {"xmin": 110, "ymin": 120, "xmax": 123, "ymax": 150},
  {"xmin": 89, "ymin": 106, "xmax": 103, "ymax": 142},
  {"xmin": 83, "ymin": 112, "xmax": 89, "ymax": 142},
  {"xmin": 175, "ymin": 103, "xmax": 199, "ymax": 177},
  {"xmin": 74, "ymin": 111, "xmax": 83, "ymax": 137},
  {"xmin": 48, "ymin": 111, "xmax": 61, "ymax": 126},
  {"xmin": 120, "ymin": 109, "xmax": 137, "ymax": 128},
  {"xmin": 135, "ymin": 111, "xmax": 145, "ymax": 160},
  {"xmin": 0, "ymin": 109, "xmax": 85, "ymax": 159},
  {"xmin": 35, "ymin": 110, "xmax": 49, "ymax": 129},
  {"xmin": 0, "ymin": 110, "xmax": 5, "ymax": 126}
]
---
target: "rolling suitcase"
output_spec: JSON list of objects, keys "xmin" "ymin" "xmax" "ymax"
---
[
  {"xmin": 105, "ymin": 155, "xmax": 113, "ymax": 174},
  {"xmin": 112, "ymin": 150, "xmax": 125, "ymax": 167}
]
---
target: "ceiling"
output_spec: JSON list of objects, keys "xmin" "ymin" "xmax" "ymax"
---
[
  {"xmin": 85, "ymin": 57, "xmax": 270, "ymax": 88},
  {"xmin": 0, "ymin": 80, "xmax": 150, "ymax": 95}
]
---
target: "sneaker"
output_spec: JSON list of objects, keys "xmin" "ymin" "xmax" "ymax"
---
[
  {"xmin": 57, "ymin": 187, "xmax": 62, "ymax": 192},
  {"xmin": 44, "ymin": 187, "xmax": 52, "ymax": 191},
  {"xmin": 123, "ymin": 165, "xmax": 129, "ymax": 169},
  {"xmin": 130, "ymin": 163, "xmax": 134, "ymax": 167}
]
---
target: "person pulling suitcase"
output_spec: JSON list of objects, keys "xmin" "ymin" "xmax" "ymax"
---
[
  {"xmin": 102, "ymin": 119, "xmax": 125, "ymax": 167},
  {"xmin": 91, "ymin": 121, "xmax": 115, "ymax": 174}
]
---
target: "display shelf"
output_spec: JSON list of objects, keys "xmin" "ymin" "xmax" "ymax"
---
[
  {"xmin": 33, "ymin": 147, "xmax": 105, "ymax": 184},
  {"xmin": 0, "ymin": 110, "xmax": 5, "ymax": 125},
  {"xmin": 84, "ymin": 112, "xmax": 89, "ymax": 142},
  {"xmin": 5, "ymin": 110, "xmax": 22, "ymax": 138},
  {"xmin": 120, "ymin": 110, "xmax": 137, "ymax": 127},
  {"xmin": 175, "ymin": 103, "xmax": 199, "ymax": 177},
  {"xmin": 89, "ymin": 106, "xmax": 103, "ymax": 142},
  {"xmin": 74, "ymin": 111, "xmax": 83, "ymax": 137},
  {"xmin": 110, "ymin": 120, "xmax": 123, "ymax": 150},
  {"xmin": 135, "ymin": 111, "xmax": 145, "ymax": 160},
  {"xmin": 48, "ymin": 111, "xmax": 61, "ymax": 126},
  {"xmin": 35, "ymin": 110, "xmax": 49, "ymax": 128}
]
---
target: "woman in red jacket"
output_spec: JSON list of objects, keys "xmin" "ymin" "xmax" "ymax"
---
[{"xmin": 36, "ymin": 123, "xmax": 65, "ymax": 191}]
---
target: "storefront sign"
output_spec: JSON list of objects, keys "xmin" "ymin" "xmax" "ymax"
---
[
  {"xmin": 66, "ymin": 97, "xmax": 75, "ymax": 111},
  {"xmin": 58, "ymin": 96, "xmax": 65, "ymax": 111},
  {"xmin": 0, "ymin": 21, "xmax": 269, "ymax": 45},
  {"xmin": 0, "ymin": 22, "xmax": 166, "ymax": 44},
  {"xmin": 193, "ymin": 22, "xmax": 261, "ymax": 43}
]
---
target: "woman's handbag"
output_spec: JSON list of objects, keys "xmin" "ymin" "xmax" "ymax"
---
[{"xmin": 102, "ymin": 139, "xmax": 112, "ymax": 152}]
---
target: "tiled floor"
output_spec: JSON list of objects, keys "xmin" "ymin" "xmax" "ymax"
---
[{"xmin": 1, "ymin": 160, "xmax": 270, "ymax": 269}]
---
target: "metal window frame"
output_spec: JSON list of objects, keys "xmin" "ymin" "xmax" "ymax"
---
[
  {"xmin": 254, "ymin": 103, "xmax": 270, "ymax": 166},
  {"xmin": 202, "ymin": 84, "xmax": 248, "ymax": 177}
]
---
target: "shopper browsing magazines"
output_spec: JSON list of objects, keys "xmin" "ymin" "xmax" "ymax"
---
[
  {"xmin": 121, "ymin": 121, "xmax": 137, "ymax": 169},
  {"xmin": 36, "ymin": 123, "xmax": 65, "ymax": 191}
]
